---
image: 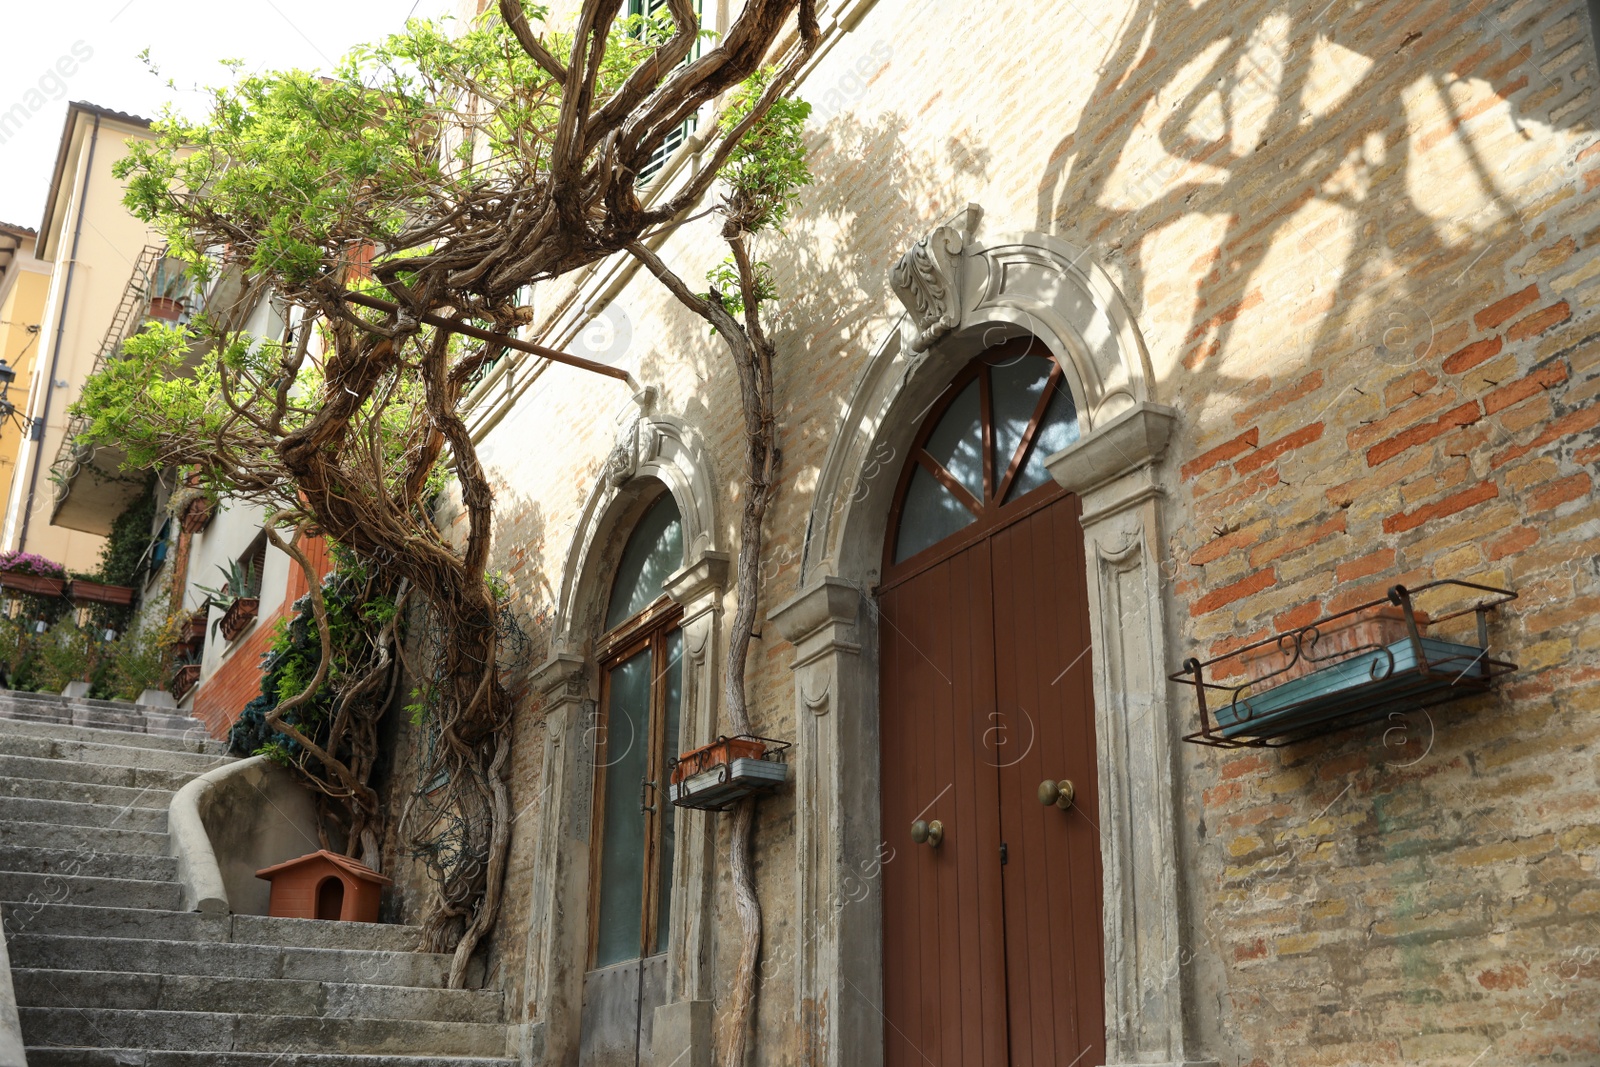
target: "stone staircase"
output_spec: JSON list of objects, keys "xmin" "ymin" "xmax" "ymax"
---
[{"xmin": 0, "ymin": 690, "xmax": 514, "ymax": 1066}]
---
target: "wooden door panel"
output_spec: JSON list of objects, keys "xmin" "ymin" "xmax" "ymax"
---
[
  {"xmin": 990, "ymin": 495, "xmax": 1105, "ymax": 1067},
  {"xmin": 880, "ymin": 540, "xmax": 1008, "ymax": 1067}
]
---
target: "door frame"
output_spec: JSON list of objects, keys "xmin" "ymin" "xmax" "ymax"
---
[{"xmin": 771, "ymin": 224, "xmax": 1215, "ymax": 1067}]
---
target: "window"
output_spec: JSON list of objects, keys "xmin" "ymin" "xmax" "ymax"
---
[
  {"xmin": 629, "ymin": 0, "xmax": 703, "ymax": 185},
  {"xmin": 889, "ymin": 338, "xmax": 1080, "ymax": 567},
  {"xmin": 590, "ymin": 491, "xmax": 686, "ymax": 969}
]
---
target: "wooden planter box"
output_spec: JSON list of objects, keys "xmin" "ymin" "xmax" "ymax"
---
[
  {"xmin": 219, "ymin": 597, "xmax": 259, "ymax": 642},
  {"xmin": 180, "ymin": 611, "xmax": 208, "ymax": 647},
  {"xmin": 0, "ymin": 571, "xmax": 66, "ymax": 598},
  {"xmin": 171, "ymin": 663, "xmax": 200, "ymax": 701},
  {"xmin": 68, "ymin": 579, "xmax": 136, "ymax": 606}
]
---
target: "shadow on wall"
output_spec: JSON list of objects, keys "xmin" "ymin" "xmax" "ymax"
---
[{"xmin": 1033, "ymin": 0, "xmax": 1595, "ymax": 399}]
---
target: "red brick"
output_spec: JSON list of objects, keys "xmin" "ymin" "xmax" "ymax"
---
[
  {"xmin": 1189, "ymin": 568, "xmax": 1276, "ymax": 616},
  {"xmin": 1382, "ymin": 481, "xmax": 1500, "ymax": 534},
  {"xmin": 1221, "ymin": 753, "xmax": 1272, "ymax": 779},
  {"xmin": 1236, "ymin": 422, "xmax": 1325, "ymax": 474},
  {"xmin": 1190, "ymin": 523, "xmax": 1263, "ymax": 566},
  {"xmin": 1484, "ymin": 362, "xmax": 1569, "ymax": 416},
  {"xmin": 1274, "ymin": 601, "xmax": 1322, "ymax": 632},
  {"xmin": 1491, "ymin": 404, "xmax": 1600, "ymax": 467},
  {"xmin": 1487, "ymin": 526, "xmax": 1539, "ymax": 560},
  {"xmin": 1528, "ymin": 473, "xmax": 1591, "ymax": 513},
  {"xmin": 1231, "ymin": 371, "xmax": 1323, "ymax": 428},
  {"xmin": 1475, "ymin": 285, "xmax": 1540, "ymax": 331},
  {"xmin": 1506, "ymin": 301, "xmax": 1571, "ymax": 343},
  {"xmin": 1336, "ymin": 548, "xmax": 1396, "ymax": 584},
  {"xmin": 1183, "ymin": 427, "xmax": 1259, "ymax": 481},
  {"xmin": 1365, "ymin": 401, "xmax": 1481, "ymax": 466},
  {"xmin": 1249, "ymin": 514, "xmax": 1346, "ymax": 568},
  {"xmin": 1441, "ymin": 336, "xmax": 1503, "ymax": 374}
]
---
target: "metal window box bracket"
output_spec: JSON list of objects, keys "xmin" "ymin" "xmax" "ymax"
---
[{"xmin": 1174, "ymin": 580, "xmax": 1518, "ymax": 749}]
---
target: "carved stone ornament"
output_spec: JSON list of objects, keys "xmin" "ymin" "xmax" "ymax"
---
[
  {"xmin": 602, "ymin": 420, "xmax": 640, "ymax": 488},
  {"xmin": 891, "ymin": 221, "xmax": 966, "ymax": 352}
]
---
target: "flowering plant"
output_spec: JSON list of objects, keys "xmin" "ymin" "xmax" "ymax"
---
[{"xmin": 0, "ymin": 551, "xmax": 66, "ymax": 578}]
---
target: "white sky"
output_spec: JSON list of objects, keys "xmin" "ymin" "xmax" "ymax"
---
[{"xmin": 0, "ymin": 0, "xmax": 450, "ymax": 230}]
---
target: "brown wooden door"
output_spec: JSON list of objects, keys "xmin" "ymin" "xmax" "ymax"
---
[
  {"xmin": 881, "ymin": 538, "xmax": 1009, "ymax": 1067},
  {"xmin": 991, "ymin": 494, "xmax": 1104, "ymax": 1067},
  {"xmin": 880, "ymin": 491, "xmax": 1104, "ymax": 1067}
]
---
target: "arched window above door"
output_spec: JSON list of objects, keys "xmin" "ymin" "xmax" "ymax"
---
[
  {"xmin": 606, "ymin": 492, "xmax": 684, "ymax": 629},
  {"xmin": 890, "ymin": 339, "xmax": 1080, "ymax": 566}
]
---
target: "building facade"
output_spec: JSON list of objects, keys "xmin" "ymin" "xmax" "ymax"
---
[
  {"xmin": 0, "ymin": 223, "xmax": 48, "ymax": 502},
  {"xmin": 3, "ymin": 102, "xmax": 158, "ymax": 575},
  {"xmin": 368, "ymin": 0, "xmax": 1600, "ymax": 1064}
]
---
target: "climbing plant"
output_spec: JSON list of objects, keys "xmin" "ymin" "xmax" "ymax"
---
[
  {"xmin": 626, "ymin": 65, "xmax": 812, "ymax": 1066},
  {"xmin": 70, "ymin": 0, "xmax": 820, "ymax": 993},
  {"xmin": 228, "ymin": 547, "xmax": 408, "ymax": 866}
]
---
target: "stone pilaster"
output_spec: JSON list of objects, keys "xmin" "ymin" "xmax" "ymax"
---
[{"xmin": 1046, "ymin": 402, "xmax": 1215, "ymax": 1067}]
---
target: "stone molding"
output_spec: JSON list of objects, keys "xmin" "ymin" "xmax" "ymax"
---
[
  {"xmin": 518, "ymin": 411, "xmax": 725, "ymax": 1066},
  {"xmin": 788, "ymin": 221, "xmax": 1214, "ymax": 1066}
]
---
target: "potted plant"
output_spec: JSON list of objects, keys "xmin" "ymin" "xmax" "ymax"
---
[
  {"xmin": 0, "ymin": 550, "xmax": 67, "ymax": 599},
  {"xmin": 179, "ymin": 608, "xmax": 208, "ymax": 648},
  {"xmin": 171, "ymin": 648, "xmax": 202, "ymax": 701},
  {"xmin": 146, "ymin": 296, "xmax": 185, "ymax": 321},
  {"xmin": 195, "ymin": 557, "xmax": 262, "ymax": 643}
]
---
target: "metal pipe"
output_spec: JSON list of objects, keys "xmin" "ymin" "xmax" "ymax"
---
[
  {"xmin": 20, "ymin": 114, "xmax": 99, "ymax": 552},
  {"xmin": 341, "ymin": 290, "xmax": 635, "ymax": 384}
]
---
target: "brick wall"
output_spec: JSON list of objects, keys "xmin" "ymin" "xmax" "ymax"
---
[
  {"xmin": 190, "ymin": 536, "xmax": 332, "ymax": 739},
  {"xmin": 375, "ymin": 0, "xmax": 1600, "ymax": 1061}
]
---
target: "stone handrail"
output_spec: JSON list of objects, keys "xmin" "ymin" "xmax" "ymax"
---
[
  {"xmin": 169, "ymin": 755, "xmax": 321, "ymax": 916},
  {"xmin": 0, "ymin": 921, "xmax": 25, "ymax": 1065}
]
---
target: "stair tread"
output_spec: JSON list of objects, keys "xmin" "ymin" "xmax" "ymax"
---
[
  {"xmin": 24, "ymin": 1050, "xmax": 514, "ymax": 1066},
  {"xmin": 13, "ymin": 968, "xmax": 503, "ymax": 1023}
]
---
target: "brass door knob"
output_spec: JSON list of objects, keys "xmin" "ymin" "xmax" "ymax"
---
[
  {"xmin": 1038, "ymin": 779, "xmax": 1074, "ymax": 810},
  {"xmin": 910, "ymin": 819, "xmax": 944, "ymax": 847}
]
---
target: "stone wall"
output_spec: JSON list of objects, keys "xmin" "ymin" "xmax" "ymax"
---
[{"xmin": 386, "ymin": 0, "xmax": 1600, "ymax": 1062}]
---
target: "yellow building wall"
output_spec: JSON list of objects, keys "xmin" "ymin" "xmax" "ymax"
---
[{"xmin": 0, "ymin": 268, "xmax": 48, "ymax": 518}]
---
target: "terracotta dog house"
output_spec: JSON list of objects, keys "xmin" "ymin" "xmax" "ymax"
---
[{"xmin": 255, "ymin": 850, "xmax": 391, "ymax": 923}]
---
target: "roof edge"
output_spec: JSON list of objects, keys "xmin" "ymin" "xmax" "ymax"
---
[{"xmin": 36, "ymin": 101, "xmax": 154, "ymax": 257}]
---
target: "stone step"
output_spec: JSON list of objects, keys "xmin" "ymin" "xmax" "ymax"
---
[
  {"xmin": 0, "ymin": 732, "xmax": 227, "ymax": 774},
  {"xmin": 0, "ymin": 794, "xmax": 168, "ymax": 833},
  {"xmin": 0, "ymin": 843, "xmax": 179, "ymax": 882},
  {"xmin": 0, "ymin": 752, "xmax": 195, "ymax": 791},
  {"xmin": 0, "ymin": 870, "xmax": 184, "ymax": 911},
  {"xmin": 1, "ymin": 904, "xmax": 425, "ymax": 954},
  {"xmin": 0, "ymin": 819, "xmax": 169, "ymax": 857},
  {"xmin": 18, "ymin": 1006, "xmax": 508, "ymax": 1057},
  {"xmin": 14, "ymin": 969, "xmax": 503, "ymax": 1024},
  {"xmin": 0, "ymin": 772, "xmax": 175, "ymax": 809},
  {"xmin": 7, "ymin": 934, "xmax": 477, "ymax": 990},
  {"xmin": 0, "ymin": 717, "xmax": 226, "ymax": 757},
  {"xmin": 25, "ymin": 1050, "xmax": 515, "ymax": 1066}
]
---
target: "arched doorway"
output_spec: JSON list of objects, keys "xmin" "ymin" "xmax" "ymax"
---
[{"xmin": 878, "ymin": 337, "xmax": 1105, "ymax": 1066}]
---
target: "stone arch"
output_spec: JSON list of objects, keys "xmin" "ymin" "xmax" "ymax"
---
[
  {"xmin": 773, "ymin": 216, "xmax": 1210, "ymax": 1067},
  {"xmin": 516, "ymin": 402, "xmax": 729, "ymax": 1066},
  {"xmin": 550, "ymin": 404, "xmax": 722, "ymax": 656},
  {"xmin": 800, "ymin": 220, "xmax": 1159, "ymax": 587}
]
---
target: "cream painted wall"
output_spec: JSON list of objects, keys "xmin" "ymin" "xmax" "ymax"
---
[{"xmin": 1, "ymin": 111, "xmax": 158, "ymax": 574}]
